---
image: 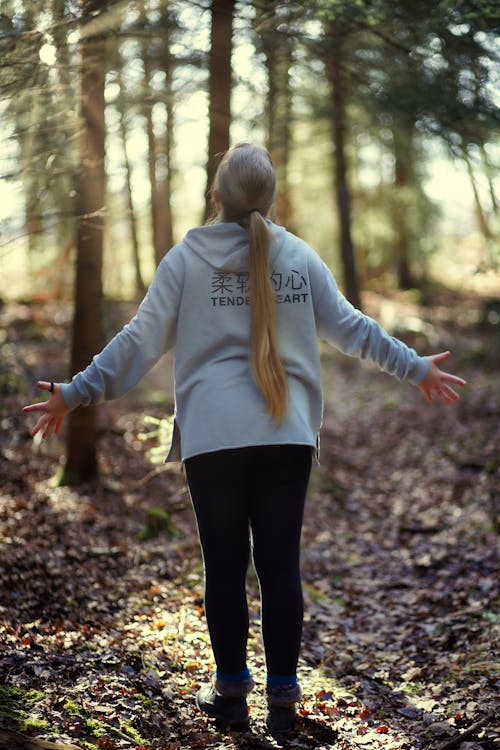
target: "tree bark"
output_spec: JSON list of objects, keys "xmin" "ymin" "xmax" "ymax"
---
[
  {"xmin": 140, "ymin": 1, "xmax": 162, "ymax": 266},
  {"xmin": 392, "ymin": 123, "xmax": 417, "ymax": 289},
  {"xmin": 61, "ymin": 8, "xmax": 106, "ymax": 485},
  {"xmin": 157, "ymin": 16, "xmax": 175, "ymax": 252},
  {"xmin": 479, "ymin": 142, "xmax": 498, "ymax": 216},
  {"xmin": 14, "ymin": 2, "xmax": 45, "ymax": 261},
  {"xmin": 117, "ymin": 71, "xmax": 146, "ymax": 298},
  {"xmin": 204, "ymin": 0, "xmax": 235, "ymax": 221},
  {"xmin": 258, "ymin": 7, "xmax": 294, "ymax": 228},
  {"xmin": 463, "ymin": 148, "xmax": 493, "ymax": 240},
  {"xmin": 326, "ymin": 33, "xmax": 361, "ymax": 310}
]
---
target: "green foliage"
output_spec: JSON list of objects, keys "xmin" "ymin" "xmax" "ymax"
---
[
  {"xmin": 1, "ymin": 0, "xmax": 497, "ymax": 302},
  {"xmin": 63, "ymin": 699, "xmax": 86, "ymax": 716},
  {"xmin": 20, "ymin": 717, "xmax": 51, "ymax": 733},
  {"xmin": 139, "ymin": 506, "xmax": 181, "ymax": 540},
  {"xmin": 138, "ymin": 414, "xmax": 176, "ymax": 464},
  {"xmin": 299, "ymin": 0, "xmax": 498, "ymax": 283},
  {"xmin": 57, "ymin": 463, "xmax": 90, "ymax": 488},
  {"xmin": 0, "ymin": 685, "xmax": 48, "ymax": 732},
  {"xmin": 63, "ymin": 698, "xmax": 149, "ymax": 744}
]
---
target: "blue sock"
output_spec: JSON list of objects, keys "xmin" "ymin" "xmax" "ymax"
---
[
  {"xmin": 216, "ymin": 667, "xmax": 251, "ymax": 682},
  {"xmin": 267, "ymin": 673, "xmax": 297, "ymax": 689}
]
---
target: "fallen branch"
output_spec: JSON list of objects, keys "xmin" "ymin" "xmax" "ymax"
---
[
  {"xmin": 437, "ymin": 711, "xmax": 497, "ymax": 750},
  {"xmin": 0, "ymin": 730, "xmax": 81, "ymax": 750}
]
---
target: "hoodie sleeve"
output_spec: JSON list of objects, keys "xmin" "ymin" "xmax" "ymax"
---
[
  {"xmin": 60, "ymin": 247, "xmax": 184, "ymax": 410},
  {"xmin": 307, "ymin": 248, "xmax": 429, "ymax": 384}
]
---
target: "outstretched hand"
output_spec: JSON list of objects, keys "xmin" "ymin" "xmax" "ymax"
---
[
  {"xmin": 417, "ymin": 351, "xmax": 466, "ymax": 404},
  {"xmin": 22, "ymin": 381, "xmax": 70, "ymax": 438}
]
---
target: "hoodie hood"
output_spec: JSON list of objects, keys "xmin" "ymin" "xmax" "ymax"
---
[{"xmin": 183, "ymin": 220, "xmax": 287, "ymax": 273}]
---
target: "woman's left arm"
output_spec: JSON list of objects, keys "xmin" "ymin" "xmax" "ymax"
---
[{"xmin": 308, "ymin": 250, "xmax": 466, "ymax": 401}]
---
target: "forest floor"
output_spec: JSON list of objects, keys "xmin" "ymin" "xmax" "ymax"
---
[{"xmin": 0, "ymin": 286, "xmax": 499, "ymax": 750}]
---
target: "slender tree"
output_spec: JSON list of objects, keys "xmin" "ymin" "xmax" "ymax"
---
[
  {"xmin": 254, "ymin": 2, "xmax": 295, "ymax": 228},
  {"xmin": 117, "ymin": 69, "xmax": 146, "ymax": 298},
  {"xmin": 463, "ymin": 147, "xmax": 494, "ymax": 241},
  {"xmin": 61, "ymin": 2, "xmax": 107, "ymax": 485},
  {"xmin": 204, "ymin": 0, "xmax": 235, "ymax": 220},
  {"xmin": 8, "ymin": 2, "xmax": 47, "ymax": 260},
  {"xmin": 139, "ymin": 0, "xmax": 163, "ymax": 266},
  {"xmin": 156, "ymin": 5, "xmax": 177, "ymax": 254},
  {"xmin": 324, "ymin": 23, "xmax": 361, "ymax": 309}
]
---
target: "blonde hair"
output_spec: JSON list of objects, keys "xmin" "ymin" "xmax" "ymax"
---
[{"xmin": 211, "ymin": 143, "xmax": 288, "ymax": 423}]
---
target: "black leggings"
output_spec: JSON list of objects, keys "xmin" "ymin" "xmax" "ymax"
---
[{"xmin": 184, "ymin": 444, "xmax": 312, "ymax": 677}]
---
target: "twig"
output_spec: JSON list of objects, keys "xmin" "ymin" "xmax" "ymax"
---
[
  {"xmin": 133, "ymin": 464, "xmax": 172, "ymax": 486},
  {"xmin": 437, "ymin": 711, "xmax": 497, "ymax": 750},
  {"xmin": 399, "ymin": 524, "xmax": 445, "ymax": 534}
]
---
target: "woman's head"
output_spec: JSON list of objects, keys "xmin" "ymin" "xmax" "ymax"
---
[{"xmin": 211, "ymin": 143, "xmax": 276, "ymax": 223}]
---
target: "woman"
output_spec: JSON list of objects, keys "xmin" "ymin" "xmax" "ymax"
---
[{"xmin": 23, "ymin": 143, "xmax": 465, "ymax": 733}]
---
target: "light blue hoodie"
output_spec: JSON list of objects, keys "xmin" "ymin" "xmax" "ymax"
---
[{"xmin": 60, "ymin": 222, "xmax": 429, "ymax": 461}]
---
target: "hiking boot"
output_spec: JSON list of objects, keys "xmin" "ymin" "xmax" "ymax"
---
[
  {"xmin": 196, "ymin": 677, "xmax": 253, "ymax": 731},
  {"xmin": 266, "ymin": 683, "xmax": 302, "ymax": 734}
]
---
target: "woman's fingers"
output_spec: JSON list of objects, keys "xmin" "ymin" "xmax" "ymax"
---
[
  {"xmin": 30, "ymin": 412, "xmax": 57, "ymax": 438},
  {"xmin": 23, "ymin": 382, "xmax": 60, "ymax": 413},
  {"xmin": 37, "ymin": 380, "xmax": 51, "ymax": 390},
  {"xmin": 424, "ymin": 383, "xmax": 461, "ymax": 404},
  {"xmin": 440, "ymin": 386, "xmax": 459, "ymax": 403},
  {"xmin": 418, "ymin": 353, "xmax": 467, "ymax": 406},
  {"xmin": 23, "ymin": 402, "xmax": 46, "ymax": 413},
  {"xmin": 41, "ymin": 416, "xmax": 58, "ymax": 439},
  {"xmin": 442, "ymin": 372, "xmax": 467, "ymax": 386},
  {"xmin": 429, "ymin": 351, "xmax": 451, "ymax": 365},
  {"xmin": 30, "ymin": 416, "xmax": 46, "ymax": 437},
  {"xmin": 23, "ymin": 382, "xmax": 68, "ymax": 440}
]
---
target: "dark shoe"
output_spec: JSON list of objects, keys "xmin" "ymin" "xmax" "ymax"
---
[
  {"xmin": 266, "ymin": 704, "xmax": 297, "ymax": 733},
  {"xmin": 266, "ymin": 683, "xmax": 302, "ymax": 734},
  {"xmin": 196, "ymin": 681, "xmax": 251, "ymax": 731}
]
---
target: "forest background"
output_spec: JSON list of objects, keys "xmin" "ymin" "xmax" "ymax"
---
[
  {"xmin": 1, "ymin": 0, "xmax": 499, "ymax": 480},
  {"xmin": 0, "ymin": 1, "xmax": 499, "ymax": 749}
]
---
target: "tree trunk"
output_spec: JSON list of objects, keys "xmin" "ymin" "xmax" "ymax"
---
[
  {"xmin": 258, "ymin": 9, "xmax": 294, "ymax": 228},
  {"xmin": 392, "ymin": 123, "xmax": 417, "ymax": 289},
  {"xmin": 479, "ymin": 142, "xmax": 498, "ymax": 215},
  {"xmin": 117, "ymin": 71, "xmax": 146, "ymax": 298},
  {"xmin": 157, "ymin": 19, "xmax": 175, "ymax": 252},
  {"xmin": 140, "ymin": 1, "xmax": 162, "ymax": 266},
  {"xmin": 14, "ymin": 3, "xmax": 45, "ymax": 261},
  {"xmin": 61, "ymin": 10, "xmax": 106, "ymax": 486},
  {"xmin": 204, "ymin": 0, "xmax": 235, "ymax": 221},
  {"xmin": 326, "ymin": 33, "xmax": 361, "ymax": 310},
  {"xmin": 463, "ymin": 148, "xmax": 493, "ymax": 240},
  {"xmin": 50, "ymin": 0, "xmax": 76, "ymax": 271}
]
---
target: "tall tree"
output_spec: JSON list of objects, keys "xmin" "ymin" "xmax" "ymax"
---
[
  {"xmin": 324, "ymin": 23, "xmax": 361, "ymax": 309},
  {"xmin": 254, "ymin": 2, "xmax": 295, "ymax": 228},
  {"xmin": 117, "ymin": 68, "xmax": 146, "ymax": 298},
  {"xmin": 204, "ymin": 0, "xmax": 235, "ymax": 220},
  {"xmin": 155, "ymin": 5, "xmax": 177, "ymax": 254},
  {"xmin": 61, "ymin": 2, "xmax": 107, "ymax": 485},
  {"xmin": 7, "ymin": 1, "xmax": 47, "ymax": 260},
  {"xmin": 139, "ymin": 0, "xmax": 163, "ymax": 266}
]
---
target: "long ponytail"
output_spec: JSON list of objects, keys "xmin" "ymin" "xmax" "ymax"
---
[
  {"xmin": 248, "ymin": 210, "xmax": 288, "ymax": 423},
  {"xmin": 211, "ymin": 143, "xmax": 288, "ymax": 423}
]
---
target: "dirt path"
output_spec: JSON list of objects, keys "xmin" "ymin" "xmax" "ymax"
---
[{"xmin": 0, "ymin": 298, "xmax": 498, "ymax": 749}]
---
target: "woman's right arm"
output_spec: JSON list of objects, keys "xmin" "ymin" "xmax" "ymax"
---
[
  {"xmin": 60, "ymin": 249, "xmax": 183, "ymax": 409},
  {"xmin": 23, "ymin": 247, "xmax": 184, "ymax": 436}
]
